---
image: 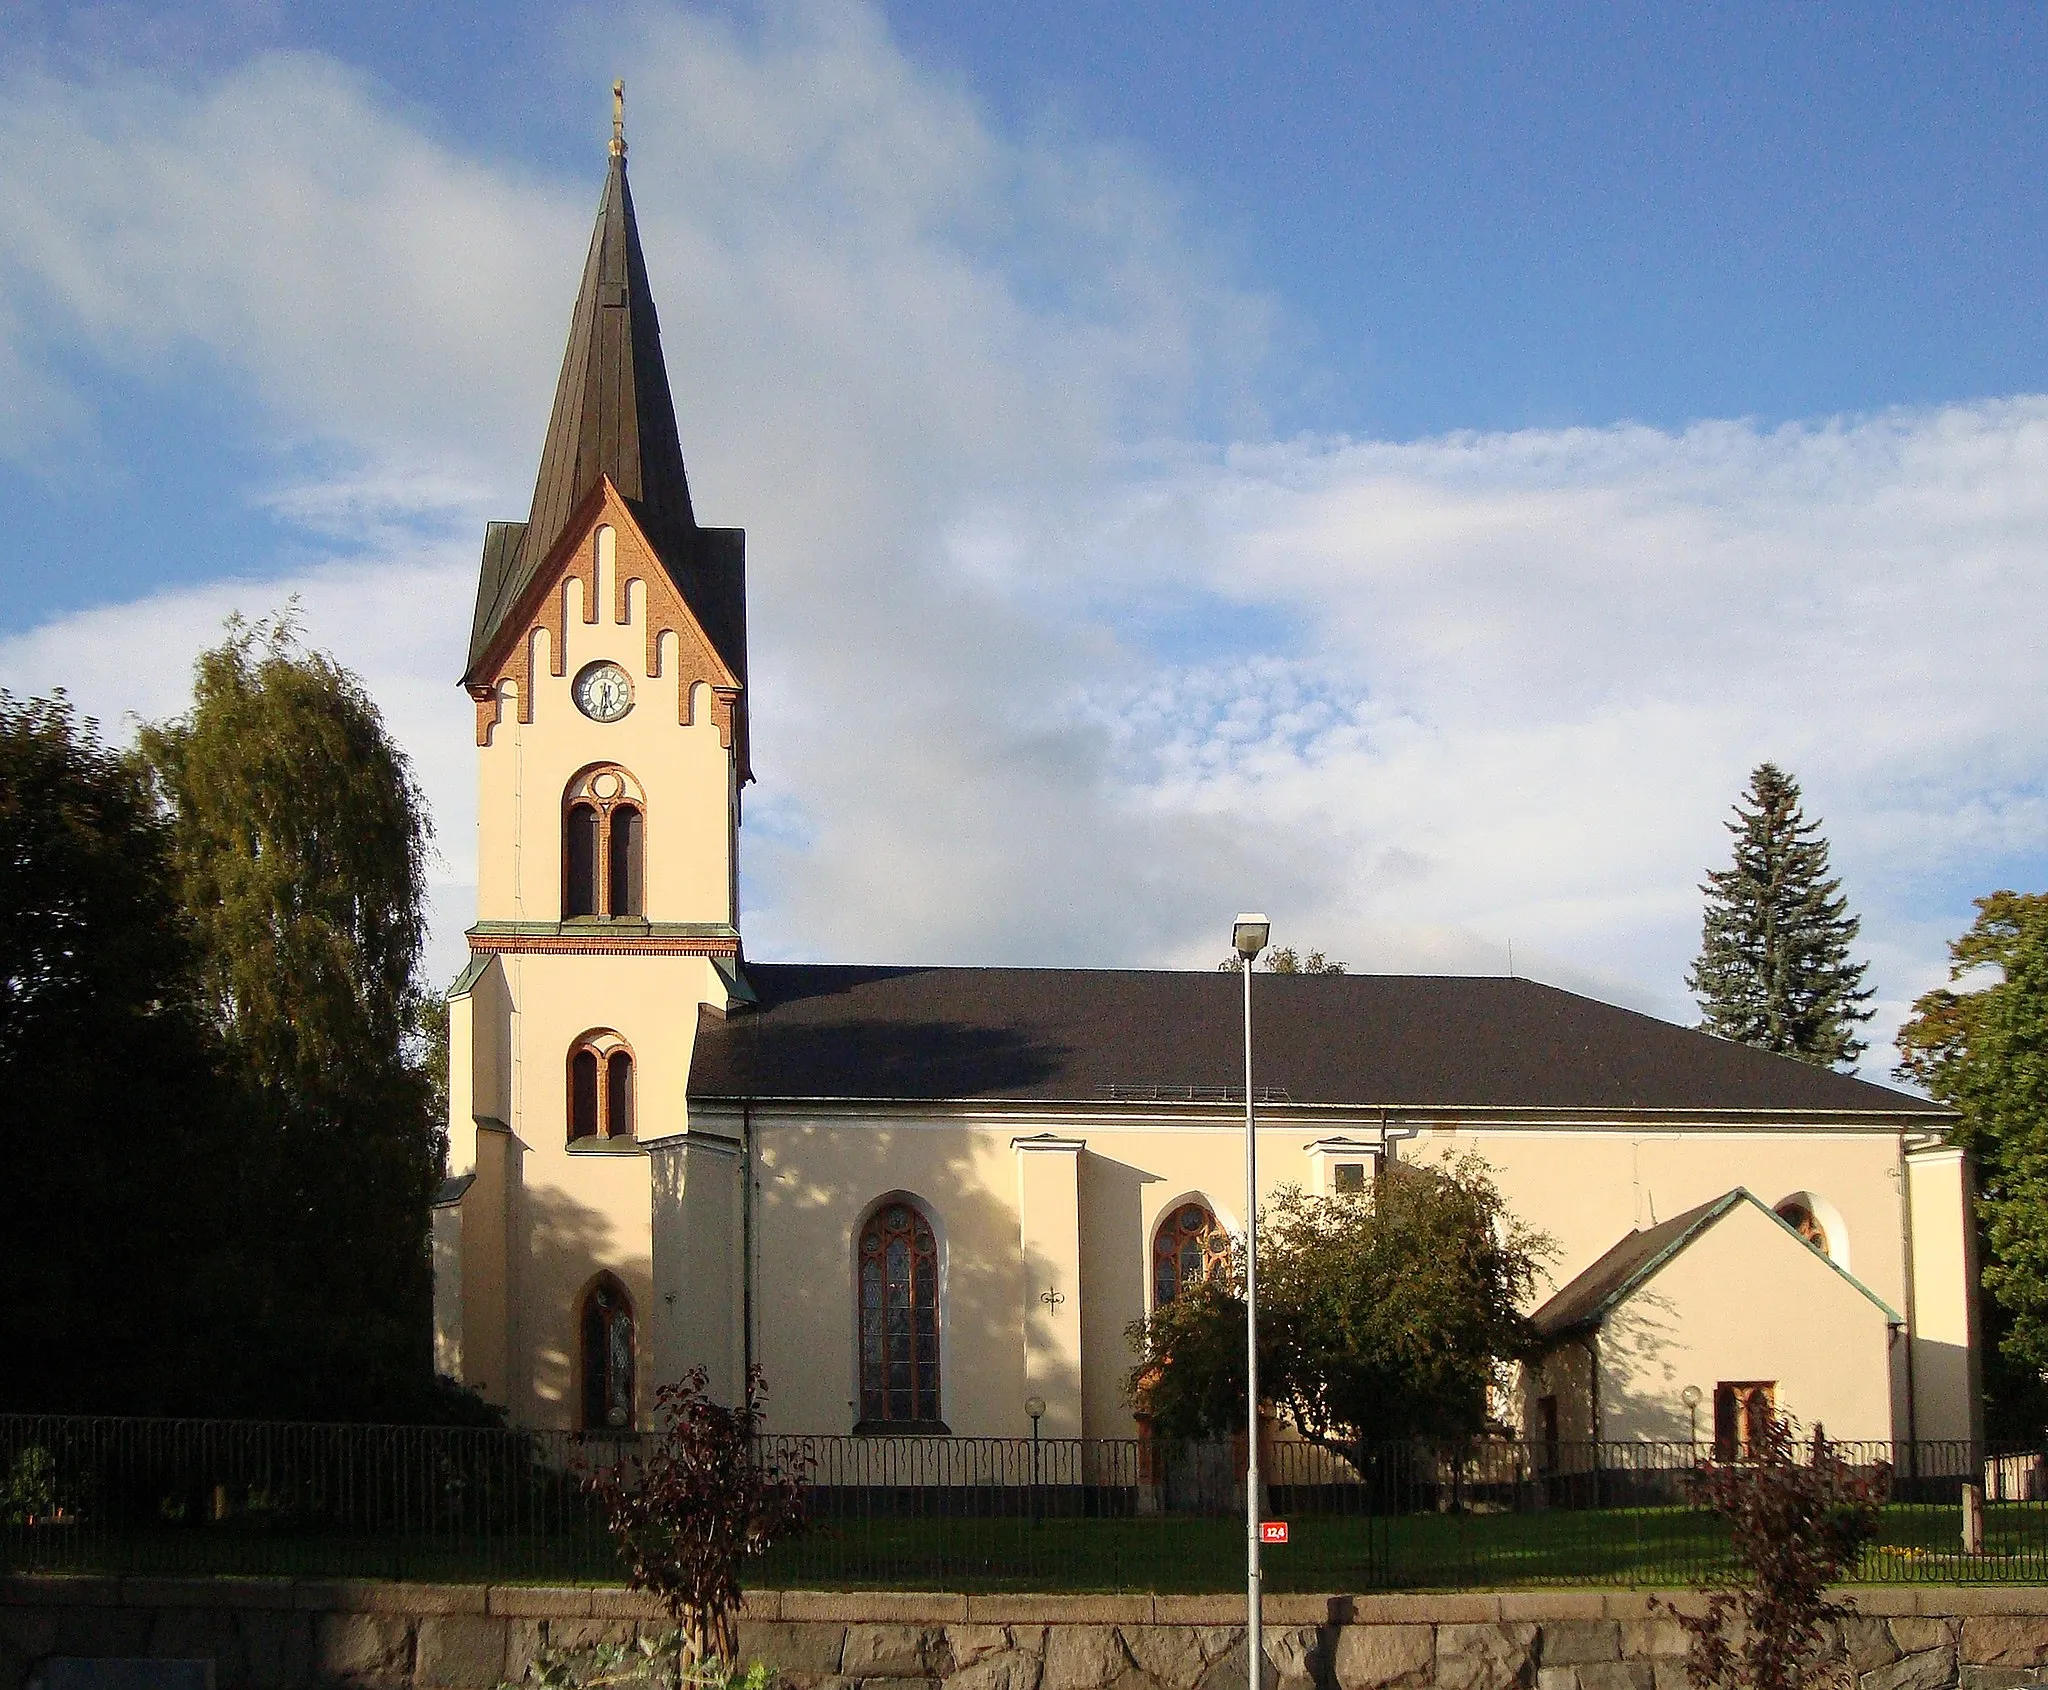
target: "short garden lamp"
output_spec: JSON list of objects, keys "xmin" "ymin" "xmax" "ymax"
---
[
  {"xmin": 1233, "ymin": 913, "xmax": 1269, "ymax": 1690},
  {"xmin": 1681, "ymin": 1384, "xmax": 1703, "ymax": 1453},
  {"xmin": 1025, "ymin": 1396, "xmax": 1047, "ymax": 1527}
]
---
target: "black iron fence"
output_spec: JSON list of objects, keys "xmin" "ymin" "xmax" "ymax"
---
[{"xmin": 4, "ymin": 1415, "xmax": 2045, "ymax": 1591}]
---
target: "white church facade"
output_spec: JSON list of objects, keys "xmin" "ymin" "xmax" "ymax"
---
[{"xmin": 431, "ymin": 119, "xmax": 1981, "ymax": 1455}]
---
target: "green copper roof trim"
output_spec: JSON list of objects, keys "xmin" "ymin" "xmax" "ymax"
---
[
  {"xmin": 1550, "ymin": 1186, "xmax": 1901, "ymax": 1337},
  {"xmin": 468, "ymin": 920, "xmax": 740, "ymax": 940},
  {"xmin": 446, "ymin": 953, "xmax": 493, "ymax": 999},
  {"xmin": 714, "ymin": 953, "xmax": 758, "ymax": 1006}
]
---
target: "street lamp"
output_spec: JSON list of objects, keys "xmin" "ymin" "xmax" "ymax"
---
[
  {"xmin": 1681, "ymin": 1385, "xmax": 1703, "ymax": 1456},
  {"xmin": 1233, "ymin": 913, "xmax": 1270, "ymax": 1690},
  {"xmin": 1025, "ymin": 1395, "xmax": 1047, "ymax": 1528}
]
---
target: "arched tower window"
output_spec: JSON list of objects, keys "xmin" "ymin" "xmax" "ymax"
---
[
  {"xmin": 562, "ymin": 766, "xmax": 646, "ymax": 918},
  {"xmin": 565, "ymin": 803, "xmax": 600, "ymax": 916},
  {"xmin": 858, "ymin": 1200, "xmax": 941, "ymax": 1427},
  {"xmin": 580, "ymin": 1275, "xmax": 635, "ymax": 1431},
  {"xmin": 1153, "ymin": 1202, "xmax": 1227, "ymax": 1306},
  {"xmin": 567, "ymin": 1032, "xmax": 635, "ymax": 1143}
]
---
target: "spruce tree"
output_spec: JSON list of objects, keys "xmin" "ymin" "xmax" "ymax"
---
[{"xmin": 1687, "ymin": 763, "xmax": 1873, "ymax": 1068}]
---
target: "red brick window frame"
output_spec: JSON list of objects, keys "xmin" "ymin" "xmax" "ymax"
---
[
  {"xmin": 562, "ymin": 764, "xmax": 646, "ymax": 917},
  {"xmin": 567, "ymin": 1030, "xmax": 635, "ymax": 1144}
]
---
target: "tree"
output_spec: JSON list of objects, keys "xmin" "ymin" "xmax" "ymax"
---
[
  {"xmin": 581, "ymin": 1368, "xmax": 809, "ymax": 1668},
  {"xmin": 1218, "ymin": 946, "xmax": 1346, "ymax": 974},
  {"xmin": 1896, "ymin": 891, "xmax": 2048, "ymax": 1425},
  {"xmin": 1667, "ymin": 1415, "xmax": 1884, "ymax": 1690},
  {"xmin": 1687, "ymin": 763, "xmax": 1872, "ymax": 1068},
  {"xmin": 0, "ymin": 692, "xmax": 239, "ymax": 1411},
  {"xmin": 1125, "ymin": 1154, "xmax": 1553, "ymax": 1448},
  {"xmin": 140, "ymin": 613, "xmax": 444, "ymax": 1418}
]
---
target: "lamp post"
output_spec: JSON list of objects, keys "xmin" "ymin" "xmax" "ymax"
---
[
  {"xmin": 1233, "ymin": 912, "xmax": 1270, "ymax": 1690},
  {"xmin": 1681, "ymin": 1385, "xmax": 1702, "ymax": 1457},
  {"xmin": 1026, "ymin": 1395, "xmax": 1046, "ymax": 1528}
]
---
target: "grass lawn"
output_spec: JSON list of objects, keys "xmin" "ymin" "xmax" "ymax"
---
[{"xmin": 9, "ymin": 1505, "xmax": 2047, "ymax": 1592}]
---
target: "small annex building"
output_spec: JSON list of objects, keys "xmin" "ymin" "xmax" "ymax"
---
[
  {"xmin": 431, "ymin": 112, "xmax": 1981, "ymax": 1454},
  {"xmin": 1523, "ymin": 1189, "xmax": 1916, "ymax": 1463}
]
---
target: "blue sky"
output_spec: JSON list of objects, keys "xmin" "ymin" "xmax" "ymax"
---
[{"xmin": 1, "ymin": 0, "xmax": 2044, "ymax": 1071}]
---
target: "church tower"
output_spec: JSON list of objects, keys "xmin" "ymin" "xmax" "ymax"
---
[{"xmin": 433, "ymin": 89, "xmax": 749, "ymax": 1429}]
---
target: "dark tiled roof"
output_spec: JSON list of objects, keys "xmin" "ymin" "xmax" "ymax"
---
[
  {"xmin": 1529, "ymin": 1192, "xmax": 1741, "ymax": 1337},
  {"xmin": 463, "ymin": 152, "xmax": 747, "ymax": 701},
  {"xmin": 687, "ymin": 965, "xmax": 1946, "ymax": 1114}
]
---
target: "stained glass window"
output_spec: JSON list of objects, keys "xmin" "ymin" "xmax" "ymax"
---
[
  {"xmin": 858, "ymin": 1202, "xmax": 940, "ymax": 1426},
  {"xmin": 580, "ymin": 1277, "xmax": 635, "ymax": 1431},
  {"xmin": 1153, "ymin": 1203, "xmax": 1227, "ymax": 1306},
  {"xmin": 1776, "ymin": 1201, "xmax": 1828, "ymax": 1256}
]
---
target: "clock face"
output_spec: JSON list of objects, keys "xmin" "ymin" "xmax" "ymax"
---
[{"xmin": 573, "ymin": 661, "xmax": 633, "ymax": 722}]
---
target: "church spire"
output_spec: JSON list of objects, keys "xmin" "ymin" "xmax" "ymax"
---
[
  {"xmin": 521, "ymin": 83, "xmax": 696, "ymax": 579},
  {"xmin": 465, "ymin": 89, "xmax": 748, "ymax": 781}
]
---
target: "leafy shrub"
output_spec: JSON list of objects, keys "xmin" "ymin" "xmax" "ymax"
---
[
  {"xmin": 1665, "ymin": 1416, "xmax": 1886, "ymax": 1690},
  {"xmin": 580, "ymin": 1369, "xmax": 809, "ymax": 1668},
  {"xmin": 2, "ymin": 1447, "xmax": 57, "ymax": 1525}
]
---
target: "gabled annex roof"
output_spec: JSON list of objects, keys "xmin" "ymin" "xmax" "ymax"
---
[
  {"xmin": 687, "ymin": 964, "xmax": 1949, "ymax": 1116},
  {"xmin": 463, "ymin": 133, "xmax": 746, "ymax": 701},
  {"xmin": 1530, "ymin": 1187, "xmax": 1903, "ymax": 1339}
]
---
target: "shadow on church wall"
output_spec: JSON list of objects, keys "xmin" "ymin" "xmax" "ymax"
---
[
  {"xmin": 1593, "ymin": 1290, "xmax": 1690, "ymax": 1444},
  {"xmin": 518, "ymin": 1176, "xmax": 653, "ymax": 1431},
  {"xmin": 1077, "ymin": 1151, "xmax": 1159, "ymax": 1437},
  {"xmin": 751, "ymin": 1112, "xmax": 1060, "ymax": 1438}
]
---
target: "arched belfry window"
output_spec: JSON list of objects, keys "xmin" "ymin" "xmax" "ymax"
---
[
  {"xmin": 563, "ymin": 765, "xmax": 645, "ymax": 918},
  {"xmin": 580, "ymin": 1275, "xmax": 635, "ymax": 1431},
  {"xmin": 567, "ymin": 1031, "xmax": 635, "ymax": 1143},
  {"xmin": 858, "ymin": 1200, "xmax": 941, "ymax": 1428},
  {"xmin": 1153, "ymin": 1202, "xmax": 1228, "ymax": 1306}
]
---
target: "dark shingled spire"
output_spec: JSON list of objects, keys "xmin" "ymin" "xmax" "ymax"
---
[
  {"xmin": 524, "ymin": 145, "xmax": 696, "ymax": 567},
  {"xmin": 464, "ymin": 107, "xmax": 747, "ymax": 723}
]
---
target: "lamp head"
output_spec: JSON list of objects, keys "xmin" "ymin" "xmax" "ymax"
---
[
  {"xmin": 1233, "ymin": 914, "xmax": 1271, "ymax": 960},
  {"xmin": 1025, "ymin": 1395, "xmax": 1047, "ymax": 1422},
  {"xmin": 1681, "ymin": 1385, "xmax": 1703, "ymax": 1409}
]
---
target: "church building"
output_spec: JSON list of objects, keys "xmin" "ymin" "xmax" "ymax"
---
[{"xmin": 431, "ymin": 110, "xmax": 1982, "ymax": 1456}]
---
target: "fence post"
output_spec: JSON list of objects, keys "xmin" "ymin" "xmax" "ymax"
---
[{"xmin": 1963, "ymin": 1482, "xmax": 1986, "ymax": 1556}]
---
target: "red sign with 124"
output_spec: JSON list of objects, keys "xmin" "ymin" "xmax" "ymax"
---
[{"xmin": 1259, "ymin": 1521, "xmax": 1289, "ymax": 1544}]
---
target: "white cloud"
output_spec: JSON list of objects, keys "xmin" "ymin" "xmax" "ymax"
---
[{"xmin": 1, "ymin": 3, "xmax": 2042, "ymax": 1084}]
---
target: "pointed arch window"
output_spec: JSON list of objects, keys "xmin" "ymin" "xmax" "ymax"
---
[
  {"xmin": 563, "ymin": 765, "xmax": 645, "ymax": 918},
  {"xmin": 1153, "ymin": 1202, "xmax": 1228, "ymax": 1306},
  {"xmin": 858, "ymin": 1201, "xmax": 942, "ymax": 1429},
  {"xmin": 580, "ymin": 1275, "xmax": 636, "ymax": 1431},
  {"xmin": 567, "ymin": 1032, "xmax": 635, "ymax": 1143}
]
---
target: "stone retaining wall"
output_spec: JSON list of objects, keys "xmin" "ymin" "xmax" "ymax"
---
[{"xmin": 8, "ymin": 1581, "xmax": 2048, "ymax": 1690}]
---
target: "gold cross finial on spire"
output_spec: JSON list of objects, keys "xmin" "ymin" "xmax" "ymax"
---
[{"xmin": 611, "ymin": 79, "xmax": 627, "ymax": 158}]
